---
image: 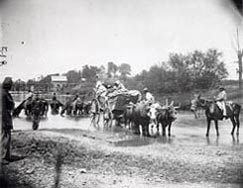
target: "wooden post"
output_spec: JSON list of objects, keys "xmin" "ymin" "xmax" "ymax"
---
[
  {"xmin": 238, "ymin": 50, "xmax": 243, "ymax": 91},
  {"xmin": 236, "ymin": 29, "xmax": 243, "ymax": 101}
]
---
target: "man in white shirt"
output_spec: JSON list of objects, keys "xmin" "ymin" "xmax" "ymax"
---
[
  {"xmin": 143, "ymin": 88, "xmax": 155, "ymax": 105},
  {"xmin": 215, "ymin": 86, "xmax": 227, "ymax": 117},
  {"xmin": 114, "ymin": 80, "xmax": 127, "ymax": 92},
  {"xmin": 95, "ymin": 79, "xmax": 107, "ymax": 111}
]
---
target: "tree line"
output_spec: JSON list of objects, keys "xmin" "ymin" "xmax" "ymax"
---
[
  {"xmin": 127, "ymin": 49, "xmax": 228, "ymax": 94},
  {"xmin": 12, "ymin": 49, "xmax": 228, "ymax": 95}
]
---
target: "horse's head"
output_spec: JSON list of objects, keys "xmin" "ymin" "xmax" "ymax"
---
[{"xmin": 197, "ymin": 98, "xmax": 212, "ymax": 108}]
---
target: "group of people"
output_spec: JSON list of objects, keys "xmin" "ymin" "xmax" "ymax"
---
[{"xmin": 95, "ymin": 78, "xmax": 155, "ymax": 109}]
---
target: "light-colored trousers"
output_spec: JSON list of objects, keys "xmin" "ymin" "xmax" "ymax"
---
[{"xmin": 216, "ymin": 101, "xmax": 226, "ymax": 116}]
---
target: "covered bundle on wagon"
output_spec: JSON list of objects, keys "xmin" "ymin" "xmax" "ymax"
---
[{"xmin": 104, "ymin": 89, "xmax": 142, "ymax": 127}]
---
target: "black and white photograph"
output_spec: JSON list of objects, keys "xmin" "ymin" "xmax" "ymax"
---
[{"xmin": 0, "ymin": 0, "xmax": 243, "ymax": 187}]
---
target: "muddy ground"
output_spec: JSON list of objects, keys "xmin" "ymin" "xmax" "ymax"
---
[{"xmin": 1, "ymin": 111, "xmax": 243, "ymax": 188}]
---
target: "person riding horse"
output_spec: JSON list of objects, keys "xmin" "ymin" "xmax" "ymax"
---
[{"xmin": 214, "ymin": 86, "xmax": 227, "ymax": 119}]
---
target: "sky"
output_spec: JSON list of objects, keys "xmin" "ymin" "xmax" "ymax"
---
[{"xmin": 0, "ymin": 0, "xmax": 243, "ymax": 81}]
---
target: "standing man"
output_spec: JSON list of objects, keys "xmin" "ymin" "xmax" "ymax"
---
[
  {"xmin": 95, "ymin": 77, "xmax": 107, "ymax": 111},
  {"xmin": 1, "ymin": 77, "xmax": 15, "ymax": 164}
]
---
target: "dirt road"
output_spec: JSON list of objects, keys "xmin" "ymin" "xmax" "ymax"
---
[{"xmin": 1, "ymin": 111, "xmax": 243, "ymax": 188}]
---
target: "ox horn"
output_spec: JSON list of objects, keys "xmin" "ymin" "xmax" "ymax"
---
[
  {"xmin": 169, "ymin": 101, "xmax": 174, "ymax": 106},
  {"xmin": 174, "ymin": 103, "xmax": 181, "ymax": 109}
]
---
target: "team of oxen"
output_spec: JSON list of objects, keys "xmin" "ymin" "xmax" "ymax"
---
[
  {"xmin": 90, "ymin": 92, "xmax": 181, "ymax": 137},
  {"xmin": 12, "ymin": 91, "xmax": 241, "ymax": 137}
]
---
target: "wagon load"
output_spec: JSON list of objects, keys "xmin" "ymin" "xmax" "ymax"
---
[{"xmin": 106, "ymin": 90, "xmax": 141, "ymax": 113}]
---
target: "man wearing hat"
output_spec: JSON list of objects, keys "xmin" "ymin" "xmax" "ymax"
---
[
  {"xmin": 1, "ymin": 77, "xmax": 15, "ymax": 164},
  {"xmin": 114, "ymin": 80, "xmax": 127, "ymax": 92},
  {"xmin": 143, "ymin": 88, "xmax": 155, "ymax": 105},
  {"xmin": 215, "ymin": 86, "xmax": 227, "ymax": 118}
]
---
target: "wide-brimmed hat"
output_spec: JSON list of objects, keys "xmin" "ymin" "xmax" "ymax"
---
[
  {"xmin": 143, "ymin": 88, "xmax": 148, "ymax": 92},
  {"xmin": 219, "ymin": 86, "xmax": 225, "ymax": 90}
]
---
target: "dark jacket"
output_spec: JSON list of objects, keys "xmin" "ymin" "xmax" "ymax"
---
[{"xmin": 2, "ymin": 88, "xmax": 15, "ymax": 129}]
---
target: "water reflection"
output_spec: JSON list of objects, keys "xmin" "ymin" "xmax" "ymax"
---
[
  {"xmin": 206, "ymin": 136, "xmax": 219, "ymax": 146},
  {"xmin": 232, "ymin": 135, "xmax": 240, "ymax": 145},
  {"xmin": 114, "ymin": 136, "xmax": 153, "ymax": 147},
  {"xmin": 156, "ymin": 136, "xmax": 173, "ymax": 144}
]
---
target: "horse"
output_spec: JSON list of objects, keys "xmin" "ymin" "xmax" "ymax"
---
[
  {"xmin": 198, "ymin": 98, "xmax": 241, "ymax": 136},
  {"xmin": 50, "ymin": 99, "xmax": 63, "ymax": 115},
  {"xmin": 72, "ymin": 99, "xmax": 84, "ymax": 116},
  {"xmin": 83, "ymin": 102, "xmax": 92, "ymax": 115}
]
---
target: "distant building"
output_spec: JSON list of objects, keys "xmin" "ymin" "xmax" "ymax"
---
[{"xmin": 51, "ymin": 75, "xmax": 67, "ymax": 92}]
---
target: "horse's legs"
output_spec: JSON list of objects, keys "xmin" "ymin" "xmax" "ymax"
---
[
  {"xmin": 206, "ymin": 118, "xmax": 211, "ymax": 137},
  {"xmin": 235, "ymin": 115, "xmax": 240, "ymax": 135},
  {"xmin": 162, "ymin": 123, "xmax": 166, "ymax": 136},
  {"xmin": 156, "ymin": 122, "xmax": 160, "ymax": 135},
  {"xmin": 230, "ymin": 117, "xmax": 236, "ymax": 135},
  {"xmin": 214, "ymin": 120, "xmax": 219, "ymax": 136},
  {"xmin": 230, "ymin": 115, "xmax": 240, "ymax": 135},
  {"xmin": 168, "ymin": 123, "xmax": 172, "ymax": 137},
  {"xmin": 195, "ymin": 110, "xmax": 198, "ymax": 119}
]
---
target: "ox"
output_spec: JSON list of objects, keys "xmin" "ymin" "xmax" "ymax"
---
[
  {"xmin": 131, "ymin": 101, "xmax": 151, "ymax": 136},
  {"xmin": 148, "ymin": 101, "xmax": 179, "ymax": 136}
]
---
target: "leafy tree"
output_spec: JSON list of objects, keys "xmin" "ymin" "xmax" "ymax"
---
[
  {"xmin": 130, "ymin": 48, "xmax": 228, "ymax": 95},
  {"xmin": 168, "ymin": 49, "xmax": 228, "ymax": 91},
  {"xmin": 118, "ymin": 63, "xmax": 131, "ymax": 77},
  {"xmin": 82, "ymin": 65, "xmax": 100, "ymax": 82},
  {"xmin": 65, "ymin": 70, "xmax": 80, "ymax": 83},
  {"xmin": 107, "ymin": 62, "xmax": 118, "ymax": 78}
]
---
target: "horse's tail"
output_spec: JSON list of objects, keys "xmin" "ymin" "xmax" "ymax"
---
[{"xmin": 232, "ymin": 103, "xmax": 241, "ymax": 115}]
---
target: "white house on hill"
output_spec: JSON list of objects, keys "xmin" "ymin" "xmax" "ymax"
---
[{"xmin": 51, "ymin": 75, "xmax": 67, "ymax": 92}]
